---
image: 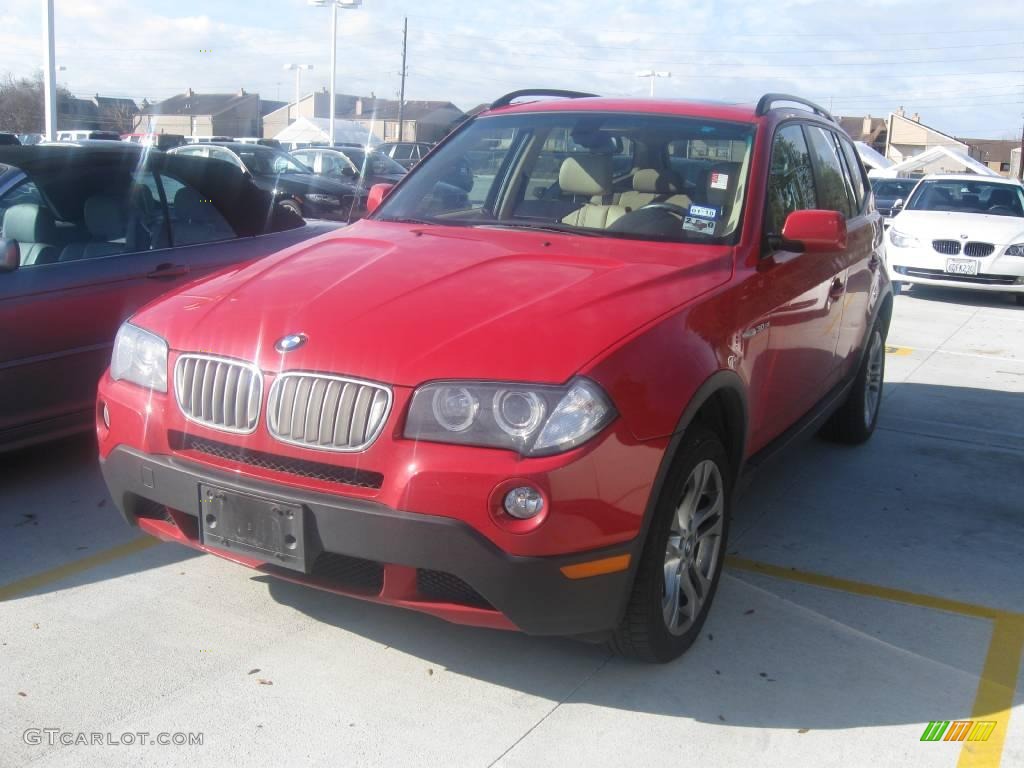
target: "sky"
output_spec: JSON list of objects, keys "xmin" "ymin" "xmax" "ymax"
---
[{"xmin": 1, "ymin": 0, "xmax": 1022, "ymax": 139}]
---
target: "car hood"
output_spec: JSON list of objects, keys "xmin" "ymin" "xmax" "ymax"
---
[
  {"xmin": 133, "ymin": 220, "xmax": 733, "ymax": 387},
  {"xmin": 892, "ymin": 210, "xmax": 1024, "ymax": 245}
]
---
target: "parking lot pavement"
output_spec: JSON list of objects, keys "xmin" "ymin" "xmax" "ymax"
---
[{"xmin": 2, "ymin": 286, "xmax": 1022, "ymax": 768}]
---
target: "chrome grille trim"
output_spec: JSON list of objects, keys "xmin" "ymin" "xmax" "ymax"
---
[
  {"xmin": 267, "ymin": 372, "xmax": 392, "ymax": 452},
  {"xmin": 174, "ymin": 354, "xmax": 263, "ymax": 434},
  {"xmin": 964, "ymin": 242, "xmax": 995, "ymax": 257},
  {"xmin": 932, "ymin": 239, "xmax": 961, "ymax": 256}
]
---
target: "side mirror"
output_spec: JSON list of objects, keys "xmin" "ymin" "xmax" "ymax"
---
[
  {"xmin": 892, "ymin": 199, "xmax": 904, "ymax": 211},
  {"xmin": 366, "ymin": 183, "xmax": 395, "ymax": 215},
  {"xmin": 0, "ymin": 238, "xmax": 19, "ymax": 272},
  {"xmin": 781, "ymin": 210, "xmax": 847, "ymax": 254}
]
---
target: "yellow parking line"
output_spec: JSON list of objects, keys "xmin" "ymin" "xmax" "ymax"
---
[
  {"xmin": 0, "ymin": 536, "xmax": 160, "ymax": 601},
  {"xmin": 957, "ymin": 617, "xmax": 1024, "ymax": 768},
  {"xmin": 885, "ymin": 345, "xmax": 914, "ymax": 356},
  {"xmin": 727, "ymin": 557, "xmax": 1023, "ymax": 768}
]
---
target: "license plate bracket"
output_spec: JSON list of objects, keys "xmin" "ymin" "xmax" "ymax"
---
[
  {"xmin": 945, "ymin": 258, "xmax": 979, "ymax": 276},
  {"xmin": 199, "ymin": 484, "xmax": 310, "ymax": 572}
]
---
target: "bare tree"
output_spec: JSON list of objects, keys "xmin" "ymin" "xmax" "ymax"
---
[
  {"xmin": 98, "ymin": 100, "xmax": 139, "ymax": 134},
  {"xmin": 0, "ymin": 70, "xmax": 73, "ymax": 134}
]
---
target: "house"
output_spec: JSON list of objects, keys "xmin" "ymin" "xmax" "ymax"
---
[
  {"xmin": 262, "ymin": 89, "xmax": 464, "ymax": 143},
  {"xmin": 872, "ymin": 146, "xmax": 1000, "ymax": 179},
  {"xmin": 136, "ymin": 89, "xmax": 261, "ymax": 137},
  {"xmin": 837, "ymin": 115, "xmax": 888, "ymax": 156},
  {"xmin": 959, "ymin": 138, "xmax": 1019, "ymax": 177},
  {"xmin": 885, "ymin": 108, "xmax": 968, "ymax": 163}
]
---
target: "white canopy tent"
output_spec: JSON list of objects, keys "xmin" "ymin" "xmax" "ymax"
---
[
  {"xmin": 854, "ymin": 141, "xmax": 893, "ymax": 176},
  {"xmin": 872, "ymin": 146, "xmax": 999, "ymax": 179},
  {"xmin": 272, "ymin": 116, "xmax": 381, "ymax": 147}
]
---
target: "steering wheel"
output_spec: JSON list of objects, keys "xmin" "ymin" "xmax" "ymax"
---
[{"xmin": 638, "ymin": 202, "xmax": 690, "ymax": 217}]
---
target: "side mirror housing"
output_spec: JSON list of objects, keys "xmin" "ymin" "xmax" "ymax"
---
[
  {"xmin": 892, "ymin": 198, "xmax": 904, "ymax": 211},
  {"xmin": 781, "ymin": 210, "xmax": 847, "ymax": 254},
  {"xmin": 0, "ymin": 238, "xmax": 20, "ymax": 272},
  {"xmin": 366, "ymin": 183, "xmax": 395, "ymax": 215}
]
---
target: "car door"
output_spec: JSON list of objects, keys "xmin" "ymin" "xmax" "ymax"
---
[
  {"xmin": 0, "ymin": 168, "xmax": 197, "ymax": 443},
  {"xmin": 834, "ymin": 131, "xmax": 883, "ymax": 379},
  {"xmin": 755, "ymin": 122, "xmax": 849, "ymax": 441}
]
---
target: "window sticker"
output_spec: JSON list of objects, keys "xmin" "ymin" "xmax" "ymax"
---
[
  {"xmin": 683, "ymin": 216, "xmax": 715, "ymax": 235},
  {"xmin": 710, "ymin": 172, "xmax": 729, "ymax": 190},
  {"xmin": 688, "ymin": 204, "xmax": 718, "ymax": 220}
]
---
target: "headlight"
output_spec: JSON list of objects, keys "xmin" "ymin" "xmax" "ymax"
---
[
  {"xmin": 405, "ymin": 378, "xmax": 615, "ymax": 456},
  {"xmin": 306, "ymin": 193, "xmax": 340, "ymax": 205},
  {"xmin": 111, "ymin": 323, "xmax": 168, "ymax": 392},
  {"xmin": 1006, "ymin": 243, "xmax": 1024, "ymax": 257},
  {"xmin": 889, "ymin": 228, "xmax": 919, "ymax": 248}
]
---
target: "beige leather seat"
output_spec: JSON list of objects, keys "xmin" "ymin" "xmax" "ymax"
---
[
  {"xmin": 559, "ymin": 155, "xmax": 625, "ymax": 229},
  {"xmin": 618, "ymin": 169, "xmax": 691, "ymax": 212},
  {"xmin": 1, "ymin": 204, "xmax": 59, "ymax": 266}
]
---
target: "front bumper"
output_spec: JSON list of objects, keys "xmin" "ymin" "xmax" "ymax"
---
[
  {"xmin": 888, "ymin": 242, "xmax": 1024, "ymax": 293},
  {"xmin": 100, "ymin": 445, "xmax": 635, "ymax": 637}
]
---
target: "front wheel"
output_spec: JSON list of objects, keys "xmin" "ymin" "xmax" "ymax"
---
[
  {"xmin": 610, "ymin": 426, "xmax": 731, "ymax": 663},
  {"xmin": 279, "ymin": 199, "xmax": 303, "ymax": 217},
  {"xmin": 821, "ymin": 324, "xmax": 885, "ymax": 444},
  {"xmin": 1015, "ymin": 294, "xmax": 1024, "ymax": 307}
]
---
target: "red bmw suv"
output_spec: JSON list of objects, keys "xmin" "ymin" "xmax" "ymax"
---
[{"xmin": 98, "ymin": 91, "xmax": 891, "ymax": 662}]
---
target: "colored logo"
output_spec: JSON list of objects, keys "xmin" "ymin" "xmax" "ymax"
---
[
  {"xmin": 920, "ymin": 720, "xmax": 996, "ymax": 742},
  {"xmin": 275, "ymin": 334, "xmax": 307, "ymax": 353}
]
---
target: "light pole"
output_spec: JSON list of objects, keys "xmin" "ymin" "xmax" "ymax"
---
[
  {"xmin": 308, "ymin": 0, "xmax": 363, "ymax": 146},
  {"xmin": 42, "ymin": 0, "xmax": 57, "ymax": 140},
  {"xmin": 636, "ymin": 70, "xmax": 671, "ymax": 97},
  {"xmin": 283, "ymin": 63, "xmax": 314, "ymax": 118}
]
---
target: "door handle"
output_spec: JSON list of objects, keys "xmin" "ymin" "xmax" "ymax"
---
[
  {"xmin": 146, "ymin": 263, "xmax": 189, "ymax": 279},
  {"xmin": 829, "ymin": 277, "xmax": 846, "ymax": 300}
]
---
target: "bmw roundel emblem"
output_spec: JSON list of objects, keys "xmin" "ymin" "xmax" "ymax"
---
[{"xmin": 275, "ymin": 333, "xmax": 307, "ymax": 353}]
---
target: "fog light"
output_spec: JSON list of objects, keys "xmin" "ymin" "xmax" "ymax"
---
[
  {"xmin": 102, "ymin": 403, "xmax": 110, "ymax": 428},
  {"xmin": 503, "ymin": 486, "xmax": 544, "ymax": 519}
]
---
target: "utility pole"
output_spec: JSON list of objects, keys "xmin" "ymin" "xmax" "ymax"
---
[
  {"xmin": 1018, "ymin": 118, "xmax": 1024, "ymax": 181},
  {"xmin": 397, "ymin": 17, "xmax": 408, "ymax": 142},
  {"xmin": 42, "ymin": 0, "xmax": 57, "ymax": 140}
]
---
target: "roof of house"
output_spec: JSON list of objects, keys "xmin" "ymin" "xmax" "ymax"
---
[
  {"xmin": 958, "ymin": 138, "xmax": 1018, "ymax": 165},
  {"xmin": 93, "ymin": 95, "xmax": 138, "ymax": 111},
  {"xmin": 837, "ymin": 116, "xmax": 887, "ymax": 144},
  {"xmin": 259, "ymin": 99, "xmax": 287, "ymax": 117},
  {"xmin": 141, "ymin": 92, "xmax": 257, "ymax": 117}
]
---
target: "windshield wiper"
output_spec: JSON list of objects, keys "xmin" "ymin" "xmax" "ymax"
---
[{"xmin": 472, "ymin": 221, "xmax": 605, "ymax": 237}]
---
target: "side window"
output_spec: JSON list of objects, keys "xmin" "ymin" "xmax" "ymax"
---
[
  {"xmin": 837, "ymin": 135, "xmax": 868, "ymax": 215},
  {"xmin": 393, "ymin": 145, "xmax": 413, "ymax": 161},
  {"xmin": 56, "ymin": 171, "xmax": 161, "ymax": 262},
  {"xmin": 0, "ymin": 179, "xmax": 44, "ymax": 223},
  {"xmin": 160, "ymin": 173, "xmax": 237, "ymax": 247},
  {"xmin": 766, "ymin": 124, "xmax": 817, "ymax": 234},
  {"xmin": 805, "ymin": 126, "xmax": 854, "ymax": 218},
  {"xmin": 292, "ymin": 151, "xmax": 315, "ymax": 170}
]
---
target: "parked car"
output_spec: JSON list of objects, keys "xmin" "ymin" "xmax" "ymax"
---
[
  {"xmin": 869, "ymin": 177, "xmax": 916, "ymax": 226},
  {"xmin": 0, "ymin": 133, "xmax": 21, "ymax": 146},
  {"xmin": 97, "ymin": 90, "xmax": 891, "ymax": 662},
  {"xmin": 378, "ymin": 140, "xmax": 433, "ymax": 169},
  {"xmin": 289, "ymin": 145, "xmax": 470, "ymax": 216},
  {"xmin": 184, "ymin": 136, "xmax": 234, "ymax": 144},
  {"xmin": 886, "ymin": 174, "xmax": 1024, "ymax": 303},
  {"xmin": 0, "ymin": 143, "xmax": 342, "ymax": 451},
  {"xmin": 16, "ymin": 133, "xmax": 44, "ymax": 146},
  {"xmin": 169, "ymin": 142, "xmax": 359, "ymax": 222},
  {"xmin": 234, "ymin": 137, "xmax": 282, "ymax": 148},
  {"xmin": 56, "ymin": 130, "xmax": 121, "ymax": 142},
  {"xmin": 122, "ymin": 133, "xmax": 187, "ymax": 150}
]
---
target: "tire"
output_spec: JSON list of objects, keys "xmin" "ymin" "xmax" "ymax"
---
[
  {"xmin": 892, "ymin": 281, "xmax": 902, "ymax": 296},
  {"xmin": 1015, "ymin": 294, "xmax": 1024, "ymax": 307},
  {"xmin": 610, "ymin": 425, "xmax": 732, "ymax": 663},
  {"xmin": 820, "ymin": 323, "xmax": 885, "ymax": 444}
]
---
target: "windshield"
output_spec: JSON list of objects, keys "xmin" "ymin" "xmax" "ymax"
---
[
  {"xmin": 906, "ymin": 179, "xmax": 1024, "ymax": 217},
  {"xmin": 376, "ymin": 112, "xmax": 756, "ymax": 244},
  {"xmin": 236, "ymin": 147, "xmax": 311, "ymax": 176},
  {"xmin": 339, "ymin": 148, "xmax": 407, "ymax": 176},
  {"xmin": 871, "ymin": 179, "xmax": 915, "ymax": 199}
]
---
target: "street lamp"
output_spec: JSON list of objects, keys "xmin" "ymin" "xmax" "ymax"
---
[
  {"xmin": 308, "ymin": 0, "xmax": 363, "ymax": 146},
  {"xmin": 636, "ymin": 70, "xmax": 671, "ymax": 97},
  {"xmin": 283, "ymin": 63, "xmax": 314, "ymax": 118}
]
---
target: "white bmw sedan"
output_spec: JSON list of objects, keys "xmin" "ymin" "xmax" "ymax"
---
[{"xmin": 886, "ymin": 174, "xmax": 1024, "ymax": 304}]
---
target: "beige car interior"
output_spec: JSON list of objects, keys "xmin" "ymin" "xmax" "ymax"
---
[
  {"xmin": 559, "ymin": 155, "xmax": 626, "ymax": 229},
  {"xmin": 618, "ymin": 169, "xmax": 691, "ymax": 212}
]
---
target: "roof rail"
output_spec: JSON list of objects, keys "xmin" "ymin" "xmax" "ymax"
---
[
  {"xmin": 489, "ymin": 89, "xmax": 599, "ymax": 110},
  {"xmin": 755, "ymin": 93, "xmax": 835, "ymax": 122}
]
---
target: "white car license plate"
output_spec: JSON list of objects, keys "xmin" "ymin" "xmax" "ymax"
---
[{"xmin": 945, "ymin": 259, "xmax": 979, "ymax": 276}]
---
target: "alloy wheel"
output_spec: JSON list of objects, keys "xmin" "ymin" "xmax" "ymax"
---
[
  {"xmin": 863, "ymin": 330, "xmax": 884, "ymax": 428},
  {"xmin": 662, "ymin": 459, "xmax": 725, "ymax": 635}
]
